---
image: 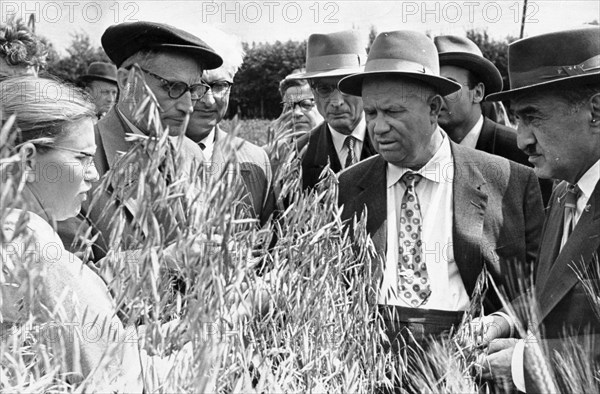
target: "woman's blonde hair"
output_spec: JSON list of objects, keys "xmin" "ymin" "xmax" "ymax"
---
[{"xmin": 0, "ymin": 76, "xmax": 95, "ymax": 151}]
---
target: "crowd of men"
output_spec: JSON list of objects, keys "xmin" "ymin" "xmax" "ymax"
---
[{"xmin": 1, "ymin": 16, "xmax": 599, "ymax": 393}]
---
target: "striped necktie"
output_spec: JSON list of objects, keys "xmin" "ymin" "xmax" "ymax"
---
[{"xmin": 344, "ymin": 136, "xmax": 356, "ymax": 168}]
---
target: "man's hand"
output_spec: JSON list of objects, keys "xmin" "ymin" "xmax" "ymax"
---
[
  {"xmin": 458, "ymin": 314, "xmax": 512, "ymax": 349},
  {"xmin": 478, "ymin": 338, "xmax": 518, "ymax": 390}
]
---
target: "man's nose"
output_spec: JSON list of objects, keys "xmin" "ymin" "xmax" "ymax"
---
[{"xmin": 516, "ymin": 124, "xmax": 536, "ymax": 152}]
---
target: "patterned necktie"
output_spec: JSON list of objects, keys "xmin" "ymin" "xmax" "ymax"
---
[
  {"xmin": 344, "ymin": 136, "xmax": 356, "ymax": 168},
  {"xmin": 563, "ymin": 183, "xmax": 582, "ymax": 241},
  {"xmin": 397, "ymin": 172, "xmax": 431, "ymax": 307}
]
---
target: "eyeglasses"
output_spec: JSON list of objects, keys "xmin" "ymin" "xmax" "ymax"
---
[
  {"xmin": 204, "ymin": 80, "xmax": 233, "ymax": 97},
  {"xmin": 138, "ymin": 67, "xmax": 210, "ymax": 101},
  {"xmin": 310, "ymin": 82, "xmax": 346, "ymax": 98},
  {"xmin": 282, "ymin": 98, "xmax": 316, "ymax": 112}
]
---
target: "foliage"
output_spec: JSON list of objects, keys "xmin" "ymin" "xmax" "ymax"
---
[
  {"xmin": 230, "ymin": 40, "xmax": 306, "ymax": 120},
  {"xmin": 43, "ymin": 32, "xmax": 110, "ymax": 84},
  {"xmin": 466, "ymin": 28, "xmax": 517, "ymax": 86}
]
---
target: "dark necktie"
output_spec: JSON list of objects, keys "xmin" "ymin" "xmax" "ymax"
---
[
  {"xmin": 344, "ymin": 136, "xmax": 356, "ymax": 168},
  {"xmin": 199, "ymin": 142, "xmax": 206, "ymax": 151},
  {"xmin": 562, "ymin": 183, "xmax": 582, "ymax": 243},
  {"xmin": 397, "ymin": 172, "xmax": 431, "ymax": 307}
]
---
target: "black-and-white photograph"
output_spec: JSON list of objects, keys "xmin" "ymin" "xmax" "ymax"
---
[{"xmin": 1, "ymin": 1, "xmax": 599, "ymax": 392}]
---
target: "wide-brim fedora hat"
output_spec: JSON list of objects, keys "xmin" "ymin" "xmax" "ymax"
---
[
  {"xmin": 79, "ymin": 62, "xmax": 118, "ymax": 85},
  {"xmin": 338, "ymin": 31, "xmax": 461, "ymax": 97},
  {"xmin": 487, "ymin": 26, "xmax": 600, "ymax": 102},
  {"xmin": 287, "ymin": 30, "xmax": 366, "ymax": 80},
  {"xmin": 434, "ymin": 35, "xmax": 503, "ymax": 95},
  {"xmin": 101, "ymin": 21, "xmax": 223, "ymax": 69}
]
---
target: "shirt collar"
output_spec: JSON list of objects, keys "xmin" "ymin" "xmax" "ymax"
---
[
  {"xmin": 387, "ymin": 128, "xmax": 452, "ymax": 188},
  {"xmin": 329, "ymin": 116, "xmax": 366, "ymax": 152},
  {"xmin": 459, "ymin": 115, "xmax": 484, "ymax": 149},
  {"xmin": 200, "ymin": 127, "xmax": 216, "ymax": 150},
  {"xmin": 576, "ymin": 158, "xmax": 600, "ymax": 200}
]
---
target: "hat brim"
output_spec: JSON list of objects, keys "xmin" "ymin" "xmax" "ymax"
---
[
  {"xmin": 439, "ymin": 53, "xmax": 503, "ymax": 95},
  {"xmin": 80, "ymin": 75, "xmax": 118, "ymax": 85},
  {"xmin": 287, "ymin": 66, "xmax": 365, "ymax": 80},
  {"xmin": 486, "ymin": 73, "xmax": 599, "ymax": 102},
  {"xmin": 338, "ymin": 70, "xmax": 462, "ymax": 97}
]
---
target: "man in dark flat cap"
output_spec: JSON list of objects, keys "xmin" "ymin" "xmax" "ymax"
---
[
  {"xmin": 289, "ymin": 30, "xmax": 377, "ymax": 190},
  {"xmin": 336, "ymin": 30, "xmax": 544, "ymax": 370},
  {"xmin": 80, "ymin": 61, "xmax": 119, "ymax": 119},
  {"xmin": 477, "ymin": 26, "xmax": 600, "ymax": 393},
  {"xmin": 59, "ymin": 21, "xmax": 223, "ymax": 259},
  {"xmin": 434, "ymin": 35, "xmax": 552, "ymax": 206}
]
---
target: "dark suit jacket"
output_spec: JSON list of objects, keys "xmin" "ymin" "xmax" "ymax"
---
[
  {"xmin": 297, "ymin": 121, "xmax": 377, "ymax": 190},
  {"xmin": 524, "ymin": 179, "xmax": 600, "ymax": 392},
  {"xmin": 338, "ymin": 142, "xmax": 545, "ymax": 314},
  {"xmin": 208, "ymin": 126, "xmax": 274, "ymax": 225},
  {"xmin": 477, "ymin": 117, "xmax": 553, "ymax": 206}
]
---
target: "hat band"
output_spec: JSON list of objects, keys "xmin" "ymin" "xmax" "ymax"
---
[
  {"xmin": 511, "ymin": 54, "xmax": 600, "ymax": 88},
  {"xmin": 306, "ymin": 54, "xmax": 363, "ymax": 73},
  {"xmin": 365, "ymin": 58, "xmax": 434, "ymax": 75}
]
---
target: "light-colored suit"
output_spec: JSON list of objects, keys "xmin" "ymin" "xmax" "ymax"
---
[
  {"xmin": 207, "ymin": 126, "xmax": 274, "ymax": 225},
  {"xmin": 338, "ymin": 142, "xmax": 544, "ymax": 314}
]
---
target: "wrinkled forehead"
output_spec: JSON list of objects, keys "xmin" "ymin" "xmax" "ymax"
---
[
  {"xmin": 203, "ymin": 67, "xmax": 235, "ymax": 83},
  {"xmin": 283, "ymin": 84, "xmax": 314, "ymax": 102}
]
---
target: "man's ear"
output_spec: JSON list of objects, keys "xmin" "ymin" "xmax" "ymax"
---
[
  {"xmin": 589, "ymin": 92, "xmax": 600, "ymax": 134},
  {"xmin": 117, "ymin": 68, "xmax": 134, "ymax": 94},
  {"xmin": 429, "ymin": 94, "xmax": 443, "ymax": 120},
  {"xmin": 472, "ymin": 82, "xmax": 485, "ymax": 104}
]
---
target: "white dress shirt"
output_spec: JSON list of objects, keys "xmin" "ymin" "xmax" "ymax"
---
[
  {"xmin": 199, "ymin": 127, "xmax": 217, "ymax": 160},
  {"xmin": 458, "ymin": 115, "xmax": 484, "ymax": 149},
  {"xmin": 379, "ymin": 130, "xmax": 470, "ymax": 311},
  {"xmin": 330, "ymin": 117, "xmax": 367, "ymax": 169},
  {"xmin": 511, "ymin": 158, "xmax": 600, "ymax": 392}
]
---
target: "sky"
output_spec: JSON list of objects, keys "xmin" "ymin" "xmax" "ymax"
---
[{"xmin": 1, "ymin": 0, "xmax": 598, "ymax": 54}]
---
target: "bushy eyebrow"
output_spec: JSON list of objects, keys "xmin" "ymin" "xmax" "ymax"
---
[{"xmin": 514, "ymin": 105, "xmax": 543, "ymax": 117}]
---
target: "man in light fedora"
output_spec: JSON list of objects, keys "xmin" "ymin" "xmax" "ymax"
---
[
  {"xmin": 289, "ymin": 30, "xmax": 377, "ymax": 190},
  {"xmin": 80, "ymin": 61, "xmax": 119, "ymax": 119},
  {"xmin": 478, "ymin": 26, "xmax": 600, "ymax": 393},
  {"xmin": 434, "ymin": 35, "xmax": 552, "ymax": 206},
  {"xmin": 336, "ymin": 30, "xmax": 544, "ymax": 360}
]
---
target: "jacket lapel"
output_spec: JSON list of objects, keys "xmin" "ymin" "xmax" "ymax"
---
[
  {"xmin": 475, "ymin": 117, "xmax": 496, "ymax": 154},
  {"xmin": 451, "ymin": 143, "xmax": 489, "ymax": 295},
  {"xmin": 536, "ymin": 181, "xmax": 600, "ymax": 320},
  {"xmin": 96, "ymin": 109, "xmax": 134, "ymax": 170},
  {"xmin": 354, "ymin": 156, "xmax": 387, "ymax": 282},
  {"xmin": 534, "ymin": 184, "xmax": 566, "ymax": 285}
]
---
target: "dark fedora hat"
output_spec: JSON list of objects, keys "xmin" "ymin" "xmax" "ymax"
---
[
  {"xmin": 101, "ymin": 21, "xmax": 223, "ymax": 69},
  {"xmin": 79, "ymin": 62, "xmax": 118, "ymax": 85},
  {"xmin": 434, "ymin": 35, "xmax": 503, "ymax": 95},
  {"xmin": 288, "ymin": 30, "xmax": 366, "ymax": 79},
  {"xmin": 339, "ymin": 31, "xmax": 461, "ymax": 97},
  {"xmin": 487, "ymin": 26, "xmax": 600, "ymax": 102}
]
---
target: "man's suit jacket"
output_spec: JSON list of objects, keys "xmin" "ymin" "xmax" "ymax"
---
[
  {"xmin": 87, "ymin": 109, "xmax": 203, "ymax": 259},
  {"xmin": 476, "ymin": 117, "xmax": 553, "ymax": 206},
  {"xmin": 297, "ymin": 121, "xmax": 377, "ymax": 190},
  {"xmin": 338, "ymin": 143, "xmax": 545, "ymax": 313},
  {"xmin": 524, "ymin": 180, "xmax": 600, "ymax": 392},
  {"xmin": 208, "ymin": 126, "xmax": 274, "ymax": 225}
]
